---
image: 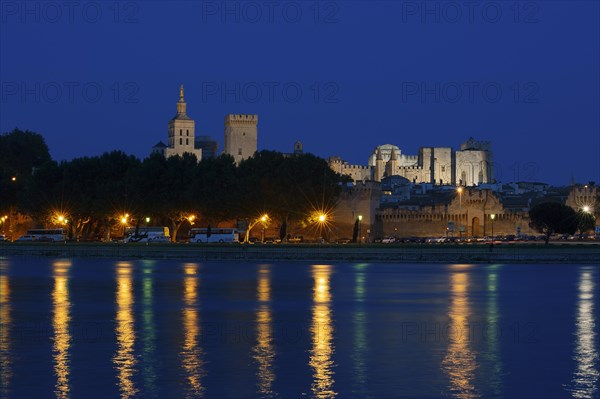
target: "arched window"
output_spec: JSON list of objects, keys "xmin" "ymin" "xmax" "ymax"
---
[
  {"xmin": 186, "ymin": 130, "xmax": 189, "ymax": 136},
  {"xmin": 180, "ymin": 129, "xmax": 182, "ymax": 136},
  {"xmin": 180, "ymin": 138, "xmax": 182, "ymax": 145},
  {"xmin": 186, "ymin": 138, "xmax": 189, "ymax": 145}
]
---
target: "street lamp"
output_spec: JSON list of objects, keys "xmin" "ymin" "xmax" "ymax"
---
[
  {"xmin": 145, "ymin": 217, "xmax": 151, "ymax": 224},
  {"xmin": 358, "ymin": 215, "xmax": 363, "ymax": 244},
  {"xmin": 456, "ymin": 186, "xmax": 464, "ymax": 235},
  {"xmin": 582, "ymin": 206, "xmax": 591, "ymax": 214},
  {"xmin": 490, "ymin": 214, "xmax": 496, "ymax": 242}
]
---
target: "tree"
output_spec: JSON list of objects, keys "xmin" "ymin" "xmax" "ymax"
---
[
  {"xmin": 0, "ymin": 128, "xmax": 53, "ymax": 213},
  {"xmin": 529, "ymin": 202, "xmax": 579, "ymax": 244}
]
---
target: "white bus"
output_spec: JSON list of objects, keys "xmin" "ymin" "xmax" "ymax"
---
[
  {"xmin": 124, "ymin": 226, "xmax": 170, "ymax": 243},
  {"xmin": 189, "ymin": 228, "xmax": 238, "ymax": 243},
  {"xmin": 21, "ymin": 228, "xmax": 67, "ymax": 242}
]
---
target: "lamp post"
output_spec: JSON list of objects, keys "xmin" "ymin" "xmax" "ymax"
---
[
  {"xmin": 490, "ymin": 214, "xmax": 496, "ymax": 242},
  {"xmin": 457, "ymin": 186, "xmax": 464, "ymax": 236},
  {"xmin": 358, "ymin": 215, "xmax": 363, "ymax": 245}
]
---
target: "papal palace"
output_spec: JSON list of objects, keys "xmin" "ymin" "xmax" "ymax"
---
[{"xmin": 152, "ymin": 86, "xmax": 598, "ymax": 241}]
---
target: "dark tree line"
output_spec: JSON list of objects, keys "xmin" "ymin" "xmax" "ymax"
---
[{"xmin": 1, "ymin": 129, "xmax": 347, "ymax": 241}]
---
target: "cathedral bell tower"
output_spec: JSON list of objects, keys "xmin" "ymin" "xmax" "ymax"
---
[{"xmin": 165, "ymin": 85, "xmax": 202, "ymax": 160}]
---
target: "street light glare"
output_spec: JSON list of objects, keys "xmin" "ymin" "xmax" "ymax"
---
[
  {"xmin": 358, "ymin": 215, "xmax": 363, "ymax": 221},
  {"xmin": 318, "ymin": 214, "xmax": 326, "ymax": 222},
  {"xmin": 490, "ymin": 214, "xmax": 496, "ymax": 220},
  {"xmin": 582, "ymin": 206, "xmax": 591, "ymax": 213}
]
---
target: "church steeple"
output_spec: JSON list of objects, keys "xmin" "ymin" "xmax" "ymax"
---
[{"xmin": 177, "ymin": 84, "xmax": 187, "ymax": 116}]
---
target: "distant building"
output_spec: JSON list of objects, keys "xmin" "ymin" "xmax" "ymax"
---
[
  {"xmin": 195, "ymin": 136, "xmax": 218, "ymax": 159},
  {"xmin": 223, "ymin": 114, "xmax": 258, "ymax": 164},
  {"xmin": 153, "ymin": 85, "xmax": 202, "ymax": 160},
  {"xmin": 329, "ymin": 137, "xmax": 494, "ymax": 187}
]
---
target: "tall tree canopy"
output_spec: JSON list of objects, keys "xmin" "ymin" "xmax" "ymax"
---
[{"xmin": 529, "ymin": 202, "xmax": 579, "ymax": 243}]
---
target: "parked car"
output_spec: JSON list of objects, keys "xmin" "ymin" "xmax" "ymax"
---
[{"xmin": 382, "ymin": 237, "xmax": 396, "ymax": 244}]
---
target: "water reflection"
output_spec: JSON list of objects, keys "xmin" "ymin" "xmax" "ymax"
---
[
  {"xmin": 141, "ymin": 260, "xmax": 158, "ymax": 397},
  {"xmin": 180, "ymin": 263, "xmax": 205, "ymax": 398},
  {"xmin": 442, "ymin": 266, "xmax": 479, "ymax": 399},
  {"xmin": 252, "ymin": 265, "xmax": 276, "ymax": 397},
  {"xmin": 309, "ymin": 264, "xmax": 337, "ymax": 398},
  {"xmin": 485, "ymin": 265, "xmax": 503, "ymax": 397},
  {"xmin": 52, "ymin": 260, "xmax": 72, "ymax": 399},
  {"xmin": 352, "ymin": 264, "xmax": 368, "ymax": 396},
  {"xmin": 0, "ymin": 260, "xmax": 11, "ymax": 398},
  {"xmin": 113, "ymin": 261, "xmax": 138, "ymax": 398},
  {"xmin": 569, "ymin": 268, "xmax": 599, "ymax": 398}
]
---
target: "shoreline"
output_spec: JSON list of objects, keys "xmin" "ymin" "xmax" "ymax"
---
[{"xmin": 1, "ymin": 243, "xmax": 599, "ymax": 264}]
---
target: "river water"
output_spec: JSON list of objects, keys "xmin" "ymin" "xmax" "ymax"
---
[{"xmin": 0, "ymin": 258, "xmax": 598, "ymax": 399}]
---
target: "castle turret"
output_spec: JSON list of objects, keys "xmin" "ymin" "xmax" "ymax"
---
[
  {"xmin": 374, "ymin": 147, "xmax": 384, "ymax": 182},
  {"xmin": 385, "ymin": 148, "xmax": 398, "ymax": 177}
]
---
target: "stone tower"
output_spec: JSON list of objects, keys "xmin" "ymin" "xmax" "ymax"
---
[
  {"xmin": 374, "ymin": 147, "xmax": 385, "ymax": 182},
  {"xmin": 224, "ymin": 114, "xmax": 258, "ymax": 164},
  {"xmin": 385, "ymin": 148, "xmax": 398, "ymax": 177},
  {"xmin": 165, "ymin": 85, "xmax": 202, "ymax": 160}
]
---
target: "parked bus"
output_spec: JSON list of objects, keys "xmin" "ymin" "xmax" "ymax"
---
[
  {"xmin": 20, "ymin": 228, "xmax": 67, "ymax": 242},
  {"xmin": 189, "ymin": 228, "xmax": 239, "ymax": 243},
  {"xmin": 124, "ymin": 226, "xmax": 170, "ymax": 243}
]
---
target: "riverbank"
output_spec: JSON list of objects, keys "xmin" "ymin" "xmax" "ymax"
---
[{"xmin": 1, "ymin": 242, "xmax": 599, "ymax": 263}]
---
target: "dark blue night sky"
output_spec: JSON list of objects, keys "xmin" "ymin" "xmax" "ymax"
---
[{"xmin": 1, "ymin": 1, "xmax": 598, "ymax": 185}]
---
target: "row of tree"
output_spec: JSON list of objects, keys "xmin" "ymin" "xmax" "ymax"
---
[{"xmin": 1, "ymin": 129, "xmax": 348, "ymax": 241}]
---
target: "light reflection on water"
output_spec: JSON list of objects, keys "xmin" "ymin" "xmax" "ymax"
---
[
  {"xmin": 352, "ymin": 263, "xmax": 368, "ymax": 397},
  {"xmin": 442, "ymin": 266, "xmax": 479, "ymax": 399},
  {"xmin": 113, "ymin": 261, "xmax": 138, "ymax": 398},
  {"xmin": 52, "ymin": 260, "xmax": 72, "ymax": 399},
  {"xmin": 569, "ymin": 268, "xmax": 599, "ymax": 399},
  {"xmin": 180, "ymin": 263, "xmax": 205, "ymax": 398},
  {"xmin": 0, "ymin": 259, "xmax": 598, "ymax": 398},
  {"xmin": 484, "ymin": 265, "xmax": 503, "ymax": 397},
  {"xmin": 309, "ymin": 264, "xmax": 337, "ymax": 398},
  {"xmin": 141, "ymin": 260, "xmax": 158, "ymax": 398},
  {"xmin": 252, "ymin": 265, "xmax": 276, "ymax": 398},
  {"xmin": 0, "ymin": 259, "xmax": 10, "ymax": 398}
]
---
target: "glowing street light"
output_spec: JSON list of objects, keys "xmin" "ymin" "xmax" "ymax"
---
[
  {"xmin": 318, "ymin": 214, "xmax": 326, "ymax": 223},
  {"xmin": 582, "ymin": 206, "xmax": 591, "ymax": 214},
  {"xmin": 11, "ymin": 176, "xmax": 16, "ymax": 182},
  {"xmin": 358, "ymin": 215, "xmax": 363, "ymax": 244},
  {"xmin": 490, "ymin": 214, "xmax": 496, "ymax": 242},
  {"xmin": 145, "ymin": 217, "xmax": 151, "ymax": 224},
  {"xmin": 187, "ymin": 215, "xmax": 196, "ymax": 224}
]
